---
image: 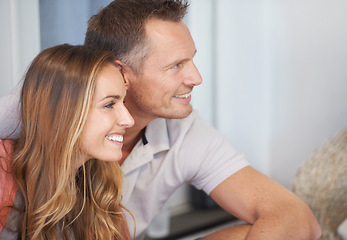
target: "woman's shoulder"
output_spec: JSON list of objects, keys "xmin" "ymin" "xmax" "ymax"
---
[
  {"xmin": 0, "ymin": 139, "xmax": 14, "ymax": 161},
  {"xmin": 0, "ymin": 139, "xmax": 18, "ymax": 232},
  {"xmin": 0, "ymin": 139, "xmax": 15, "ymax": 175}
]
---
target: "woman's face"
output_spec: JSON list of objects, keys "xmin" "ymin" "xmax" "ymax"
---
[{"xmin": 80, "ymin": 63, "xmax": 134, "ymax": 165}]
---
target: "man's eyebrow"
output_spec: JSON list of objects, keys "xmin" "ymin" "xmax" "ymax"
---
[
  {"xmin": 176, "ymin": 50, "xmax": 197, "ymax": 63},
  {"xmin": 162, "ymin": 50, "xmax": 198, "ymax": 69}
]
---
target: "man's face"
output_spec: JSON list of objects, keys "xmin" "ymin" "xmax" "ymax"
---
[{"xmin": 125, "ymin": 19, "xmax": 202, "ymax": 121}]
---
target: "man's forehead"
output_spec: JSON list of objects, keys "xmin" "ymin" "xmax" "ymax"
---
[{"xmin": 145, "ymin": 20, "xmax": 193, "ymax": 49}]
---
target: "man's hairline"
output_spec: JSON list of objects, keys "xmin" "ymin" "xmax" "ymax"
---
[{"xmin": 122, "ymin": 18, "xmax": 185, "ymax": 74}]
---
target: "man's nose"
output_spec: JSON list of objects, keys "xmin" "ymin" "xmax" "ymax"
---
[{"xmin": 183, "ymin": 62, "xmax": 203, "ymax": 86}]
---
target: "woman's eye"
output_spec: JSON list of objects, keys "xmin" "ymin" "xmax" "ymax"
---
[{"xmin": 105, "ymin": 102, "xmax": 115, "ymax": 108}]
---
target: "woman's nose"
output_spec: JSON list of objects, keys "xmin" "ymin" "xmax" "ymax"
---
[{"xmin": 118, "ymin": 106, "xmax": 135, "ymax": 128}]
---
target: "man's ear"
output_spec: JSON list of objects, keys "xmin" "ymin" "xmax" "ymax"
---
[
  {"xmin": 115, "ymin": 60, "xmax": 130, "ymax": 87},
  {"xmin": 115, "ymin": 60, "xmax": 125, "ymax": 73}
]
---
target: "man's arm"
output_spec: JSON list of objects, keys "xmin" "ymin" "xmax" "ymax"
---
[
  {"xmin": 201, "ymin": 224, "xmax": 251, "ymax": 240},
  {"xmin": 206, "ymin": 166, "xmax": 321, "ymax": 240},
  {"xmin": 0, "ymin": 87, "xmax": 21, "ymax": 139}
]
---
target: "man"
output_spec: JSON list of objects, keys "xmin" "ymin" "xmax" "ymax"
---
[
  {"xmin": 0, "ymin": 0, "xmax": 321, "ymax": 239},
  {"xmin": 83, "ymin": 1, "xmax": 321, "ymax": 239}
]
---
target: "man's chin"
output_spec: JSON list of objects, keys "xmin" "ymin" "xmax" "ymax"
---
[{"xmin": 163, "ymin": 106, "xmax": 193, "ymax": 119}]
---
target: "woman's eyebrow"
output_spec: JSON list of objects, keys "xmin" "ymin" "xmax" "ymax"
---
[{"xmin": 99, "ymin": 95, "xmax": 121, "ymax": 102}]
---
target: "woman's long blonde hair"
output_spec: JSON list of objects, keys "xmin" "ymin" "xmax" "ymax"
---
[{"xmin": 11, "ymin": 44, "xmax": 129, "ymax": 239}]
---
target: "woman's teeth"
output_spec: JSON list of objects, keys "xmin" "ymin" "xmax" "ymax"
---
[
  {"xmin": 106, "ymin": 135, "xmax": 123, "ymax": 142},
  {"xmin": 174, "ymin": 93, "xmax": 191, "ymax": 99}
]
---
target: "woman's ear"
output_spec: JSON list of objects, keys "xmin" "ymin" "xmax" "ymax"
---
[{"xmin": 115, "ymin": 60, "xmax": 130, "ymax": 88}]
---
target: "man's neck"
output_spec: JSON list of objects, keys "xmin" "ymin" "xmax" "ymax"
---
[
  {"xmin": 119, "ymin": 113, "xmax": 154, "ymax": 165},
  {"xmin": 119, "ymin": 128, "xmax": 144, "ymax": 165}
]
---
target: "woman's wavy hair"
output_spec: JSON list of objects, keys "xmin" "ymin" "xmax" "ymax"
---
[{"xmin": 11, "ymin": 44, "xmax": 130, "ymax": 239}]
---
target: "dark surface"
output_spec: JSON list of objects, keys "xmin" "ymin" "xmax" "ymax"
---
[{"xmin": 144, "ymin": 207, "xmax": 237, "ymax": 240}]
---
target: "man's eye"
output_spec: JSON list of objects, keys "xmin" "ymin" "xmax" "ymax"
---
[
  {"xmin": 105, "ymin": 102, "xmax": 115, "ymax": 108},
  {"xmin": 172, "ymin": 63, "xmax": 183, "ymax": 69}
]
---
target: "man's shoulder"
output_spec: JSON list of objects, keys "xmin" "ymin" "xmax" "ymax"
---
[
  {"xmin": 166, "ymin": 110, "xmax": 207, "ymax": 132},
  {"xmin": 159, "ymin": 110, "xmax": 226, "ymax": 150},
  {"xmin": 146, "ymin": 110, "xmax": 202, "ymax": 135},
  {"xmin": 167, "ymin": 110, "xmax": 221, "ymax": 138}
]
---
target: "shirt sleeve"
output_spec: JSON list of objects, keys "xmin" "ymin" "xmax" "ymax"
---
[
  {"xmin": 0, "ymin": 87, "xmax": 21, "ymax": 139},
  {"xmin": 178, "ymin": 113, "xmax": 250, "ymax": 195}
]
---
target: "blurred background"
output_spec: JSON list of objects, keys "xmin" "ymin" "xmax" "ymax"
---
[{"xmin": 1, "ymin": 0, "xmax": 347, "ymax": 236}]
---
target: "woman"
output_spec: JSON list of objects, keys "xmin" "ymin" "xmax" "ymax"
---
[{"xmin": 0, "ymin": 44, "xmax": 134, "ymax": 239}]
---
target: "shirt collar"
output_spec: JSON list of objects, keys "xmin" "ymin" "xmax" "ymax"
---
[
  {"xmin": 121, "ymin": 118, "xmax": 170, "ymax": 174},
  {"xmin": 142, "ymin": 129, "xmax": 148, "ymax": 145}
]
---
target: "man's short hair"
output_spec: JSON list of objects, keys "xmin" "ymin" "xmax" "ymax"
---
[{"xmin": 84, "ymin": 0, "xmax": 189, "ymax": 72}]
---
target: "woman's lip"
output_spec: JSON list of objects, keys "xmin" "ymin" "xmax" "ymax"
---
[{"xmin": 105, "ymin": 134, "xmax": 124, "ymax": 143}]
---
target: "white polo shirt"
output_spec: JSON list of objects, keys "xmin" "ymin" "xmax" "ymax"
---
[{"xmin": 121, "ymin": 110, "xmax": 249, "ymax": 239}]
